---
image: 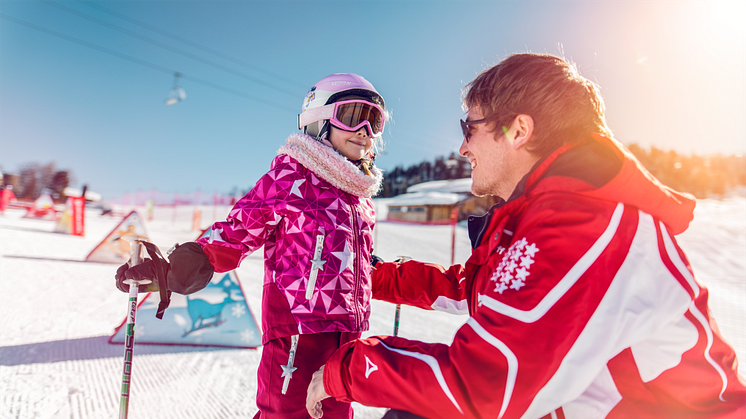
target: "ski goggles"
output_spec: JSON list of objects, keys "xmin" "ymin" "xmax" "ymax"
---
[{"xmin": 298, "ymin": 100, "xmax": 385, "ymax": 137}]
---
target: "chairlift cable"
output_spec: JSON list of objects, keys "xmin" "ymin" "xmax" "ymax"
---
[
  {"xmin": 75, "ymin": 0, "xmax": 307, "ymax": 90},
  {"xmin": 0, "ymin": 14, "xmax": 296, "ymax": 113},
  {"xmin": 36, "ymin": 0, "xmax": 300, "ymax": 98}
]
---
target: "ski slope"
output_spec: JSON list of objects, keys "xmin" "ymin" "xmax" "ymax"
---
[{"xmin": 1, "ymin": 198, "xmax": 744, "ymax": 418}]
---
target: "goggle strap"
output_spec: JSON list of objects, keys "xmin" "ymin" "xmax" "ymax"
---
[{"xmin": 298, "ymin": 104, "xmax": 335, "ymax": 130}]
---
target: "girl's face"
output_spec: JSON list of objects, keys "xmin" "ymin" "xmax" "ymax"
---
[{"xmin": 329, "ymin": 126, "xmax": 374, "ymax": 161}]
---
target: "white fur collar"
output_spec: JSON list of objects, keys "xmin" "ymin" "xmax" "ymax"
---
[{"xmin": 277, "ymin": 133, "xmax": 382, "ymax": 198}]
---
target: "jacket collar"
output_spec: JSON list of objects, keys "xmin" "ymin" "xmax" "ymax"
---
[
  {"xmin": 467, "ymin": 133, "xmax": 696, "ymax": 248},
  {"xmin": 277, "ymin": 133, "xmax": 383, "ymax": 198},
  {"xmin": 467, "ymin": 146, "xmax": 558, "ymax": 249}
]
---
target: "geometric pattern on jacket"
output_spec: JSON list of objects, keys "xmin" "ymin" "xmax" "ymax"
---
[{"xmin": 197, "ymin": 148, "xmax": 376, "ymax": 344}]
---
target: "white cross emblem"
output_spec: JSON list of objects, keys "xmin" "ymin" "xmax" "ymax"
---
[{"xmin": 490, "ymin": 237, "xmax": 539, "ymax": 295}]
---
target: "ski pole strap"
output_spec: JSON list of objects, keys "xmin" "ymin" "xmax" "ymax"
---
[
  {"xmin": 141, "ymin": 241, "xmax": 172, "ymax": 319},
  {"xmin": 156, "ymin": 288, "xmax": 172, "ymax": 320}
]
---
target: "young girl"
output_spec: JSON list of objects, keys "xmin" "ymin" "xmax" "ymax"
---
[{"xmin": 116, "ymin": 73, "xmax": 387, "ymax": 418}]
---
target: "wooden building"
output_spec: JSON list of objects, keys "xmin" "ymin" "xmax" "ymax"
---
[{"xmin": 384, "ymin": 179, "xmax": 499, "ymax": 224}]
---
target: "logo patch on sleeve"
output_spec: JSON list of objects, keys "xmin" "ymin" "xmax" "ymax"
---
[
  {"xmin": 489, "ymin": 237, "xmax": 539, "ymax": 294},
  {"xmin": 364, "ymin": 355, "xmax": 378, "ymax": 379}
]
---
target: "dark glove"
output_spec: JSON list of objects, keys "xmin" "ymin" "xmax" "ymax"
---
[
  {"xmin": 371, "ymin": 254, "xmax": 384, "ymax": 267},
  {"xmin": 114, "ymin": 241, "xmax": 173, "ymax": 319},
  {"xmin": 115, "ymin": 259, "xmax": 166, "ymax": 293},
  {"xmin": 167, "ymin": 242, "xmax": 214, "ymax": 295}
]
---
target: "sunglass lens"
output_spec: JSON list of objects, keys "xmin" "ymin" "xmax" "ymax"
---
[{"xmin": 460, "ymin": 119, "xmax": 470, "ymax": 140}]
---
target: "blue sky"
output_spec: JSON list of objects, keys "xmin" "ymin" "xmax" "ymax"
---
[{"xmin": 1, "ymin": 0, "xmax": 744, "ymax": 200}]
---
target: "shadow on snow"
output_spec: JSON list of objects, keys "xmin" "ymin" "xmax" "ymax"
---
[{"xmin": 0, "ymin": 335, "xmax": 245, "ymax": 367}]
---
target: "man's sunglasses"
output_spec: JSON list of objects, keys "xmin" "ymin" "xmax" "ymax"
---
[
  {"xmin": 460, "ymin": 118, "xmax": 487, "ymax": 142},
  {"xmin": 460, "ymin": 118, "xmax": 510, "ymax": 142}
]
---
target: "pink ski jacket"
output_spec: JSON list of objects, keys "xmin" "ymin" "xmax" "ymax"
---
[
  {"xmin": 196, "ymin": 133, "xmax": 382, "ymax": 344},
  {"xmin": 323, "ymin": 134, "xmax": 746, "ymax": 418}
]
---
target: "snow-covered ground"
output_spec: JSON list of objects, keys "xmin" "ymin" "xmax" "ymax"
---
[{"xmin": 1, "ymin": 198, "xmax": 744, "ymax": 418}]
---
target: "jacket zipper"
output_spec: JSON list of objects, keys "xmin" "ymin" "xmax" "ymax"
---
[{"xmin": 471, "ymin": 210, "xmax": 511, "ymax": 313}]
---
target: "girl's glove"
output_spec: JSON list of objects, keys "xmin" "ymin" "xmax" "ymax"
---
[
  {"xmin": 114, "ymin": 241, "xmax": 173, "ymax": 319},
  {"xmin": 115, "ymin": 259, "xmax": 167, "ymax": 293}
]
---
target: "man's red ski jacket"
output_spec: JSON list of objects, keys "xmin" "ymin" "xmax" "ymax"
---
[{"xmin": 322, "ymin": 134, "xmax": 746, "ymax": 419}]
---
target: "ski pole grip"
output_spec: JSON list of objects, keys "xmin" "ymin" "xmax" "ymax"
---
[
  {"xmin": 120, "ymin": 236, "xmax": 152, "ymax": 286},
  {"xmin": 129, "ymin": 240, "xmax": 143, "ymax": 267}
]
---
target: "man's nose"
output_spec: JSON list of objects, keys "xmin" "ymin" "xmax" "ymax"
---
[{"xmin": 459, "ymin": 138, "xmax": 469, "ymax": 156}]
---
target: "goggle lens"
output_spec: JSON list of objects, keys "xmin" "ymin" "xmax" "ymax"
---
[{"xmin": 332, "ymin": 100, "xmax": 385, "ymax": 136}]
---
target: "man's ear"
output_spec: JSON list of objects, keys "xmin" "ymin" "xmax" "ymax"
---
[{"xmin": 509, "ymin": 114, "xmax": 534, "ymax": 150}]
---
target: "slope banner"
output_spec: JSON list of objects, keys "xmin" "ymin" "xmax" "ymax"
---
[
  {"xmin": 85, "ymin": 210, "xmax": 148, "ymax": 263},
  {"xmin": 109, "ymin": 270, "xmax": 261, "ymax": 348},
  {"xmin": 54, "ymin": 197, "xmax": 85, "ymax": 236}
]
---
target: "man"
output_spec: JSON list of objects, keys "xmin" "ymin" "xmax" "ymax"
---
[{"xmin": 306, "ymin": 54, "xmax": 745, "ymax": 418}]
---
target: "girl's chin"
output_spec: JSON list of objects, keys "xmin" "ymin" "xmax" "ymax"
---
[{"xmin": 340, "ymin": 150, "xmax": 366, "ymax": 161}]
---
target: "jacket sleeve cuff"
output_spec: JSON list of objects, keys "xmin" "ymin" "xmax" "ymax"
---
[
  {"xmin": 196, "ymin": 239, "xmax": 245, "ymax": 273},
  {"xmin": 323, "ymin": 340, "xmax": 357, "ymax": 402}
]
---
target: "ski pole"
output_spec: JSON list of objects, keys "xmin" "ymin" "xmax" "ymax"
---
[
  {"xmin": 393, "ymin": 304, "xmax": 402, "ymax": 337},
  {"xmin": 392, "ymin": 256, "xmax": 411, "ymax": 337},
  {"xmin": 118, "ymin": 236, "xmax": 151, "ymax": 419}
]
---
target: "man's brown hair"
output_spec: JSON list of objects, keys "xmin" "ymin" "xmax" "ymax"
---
[{"xmin": 463, "ymin": 53, "xmax": 612, "ymax": 157}]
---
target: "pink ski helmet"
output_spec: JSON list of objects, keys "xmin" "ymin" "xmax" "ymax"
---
[{"xmin": 298, "ymin": 73, "xmax": 385, "ymax": 138}]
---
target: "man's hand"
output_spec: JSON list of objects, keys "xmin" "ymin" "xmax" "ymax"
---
[
  {"xmin": 306, "ymin": 366, "xmax": 330, "ymax": 418},
  {"xmin": 371, "ymin": 254, "xmax": 384, "ymax": 267}
]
